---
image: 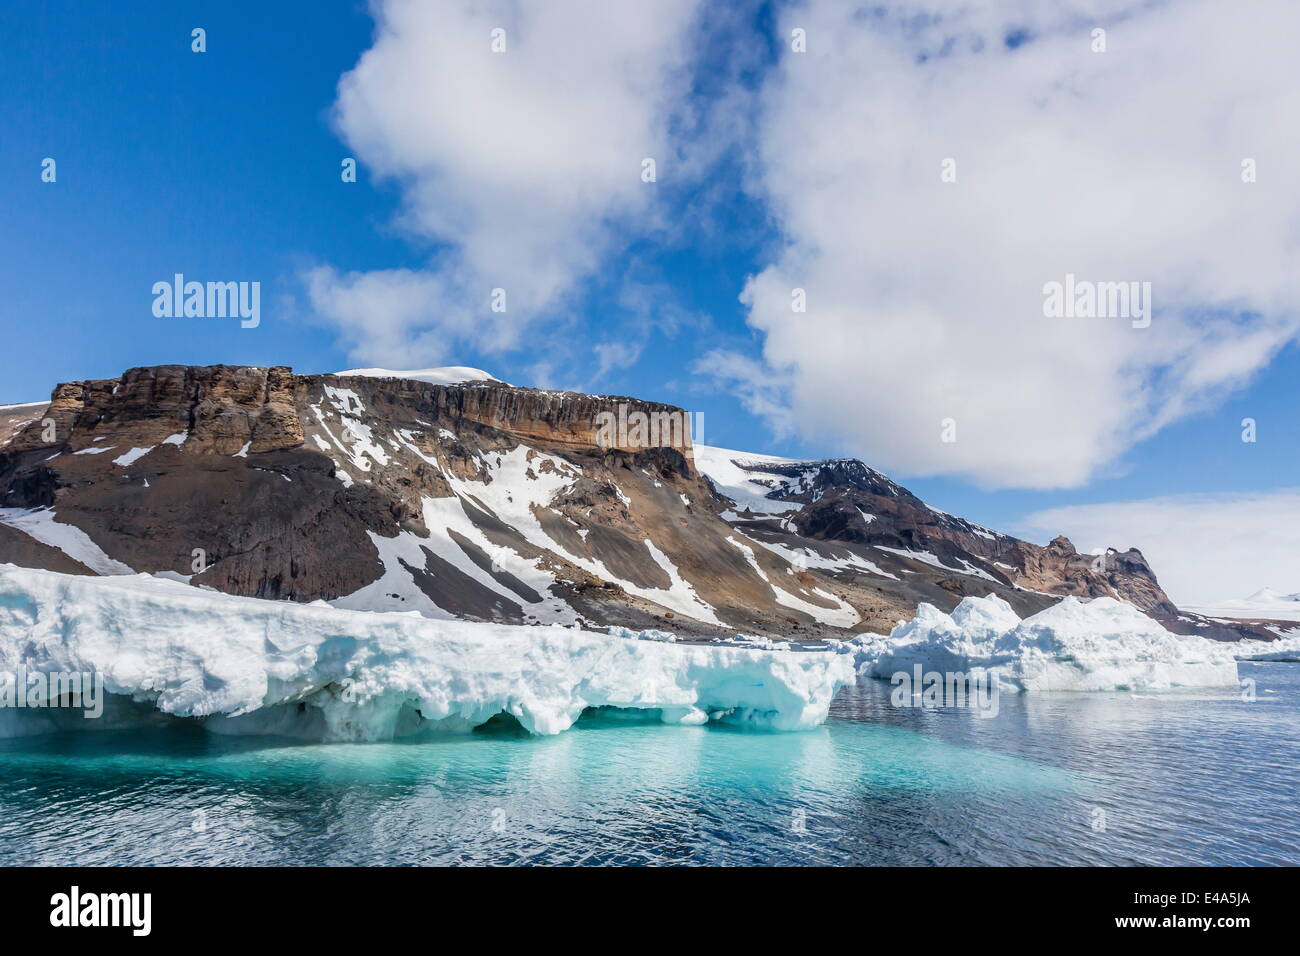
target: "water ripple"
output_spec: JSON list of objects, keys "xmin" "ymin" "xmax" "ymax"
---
[{"xmin": 0, "ymin": 663, "xmax": 1294, "ymax": 865}]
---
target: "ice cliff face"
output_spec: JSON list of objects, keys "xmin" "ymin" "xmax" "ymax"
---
[
  {"xmin": 848, "ymin": 593, "xmax": 1241, "ymax": 692},
  {"xmin": 0, "ymin": 565, "xmax": 855, "ymax": 741}
]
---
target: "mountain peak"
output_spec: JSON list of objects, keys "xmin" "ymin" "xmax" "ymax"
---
[{"xmin": 1246, "ymin": 587, "xmax": 1300, "ymax": 603}]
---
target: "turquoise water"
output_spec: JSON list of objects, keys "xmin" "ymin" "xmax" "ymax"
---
[{"xmin": 0, "ymin": 663, "xmax": 1295, "ymax": 865}]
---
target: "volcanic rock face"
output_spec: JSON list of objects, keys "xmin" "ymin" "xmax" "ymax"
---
[
  {"xmin": 716, "ymin": 454, "xmax": 1170, "ymax": 610},
  {"xmin": 692, "ymin": 448, "xmax": 1273, "ymax": 641},
  {"xmin": 0, "ymin": 364, "xmax": 1262, "ymax": 641},
  {"xmin": 0, "ymin": 366, "xmax": 716, "ymax": 628}
]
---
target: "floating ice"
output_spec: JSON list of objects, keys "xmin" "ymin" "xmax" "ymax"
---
[
  {"xmin": 1231, "ymin": 631, "xmax": 1300, "ymax": 662},
  {"xmin": 0, "ymin": 565, "xmax": 854, "ymax": 741},
  {"xmin": 848, "ymin": 593, "xmax": 1239, "ymax": 692}
]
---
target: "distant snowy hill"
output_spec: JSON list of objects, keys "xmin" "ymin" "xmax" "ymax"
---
[
  {"xmin": 332, "ymin": 366, "xmax": 506, "ymax": 386},
  {"xmin": 1184, "ymin": 588, "xmax": 1300, "ymax": 623}
]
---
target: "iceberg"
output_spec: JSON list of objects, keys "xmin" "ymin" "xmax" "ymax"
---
[
  {"xmin": 1231, "ymin": 632, "xmax": 1300, "ymax": 662},
  {"xmin": 846, "ymin": 593, "xmax": 1240, "ymax": 692},
  {"xmin": 0, "ymin": 565, "xmax": 854, "ymax": 741}
]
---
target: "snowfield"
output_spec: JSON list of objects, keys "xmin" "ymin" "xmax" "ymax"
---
[
  {"xmin": 332, "ymin": 366, "xmax": 503, "ymax": 386},
  {"xmin": 692, "ymin": 444, "xmax": 803, "ymax": 519},
  {"xmin": 1184, "ymin": 587, "xmax": 1300, "ymax": 623},
  {"xmin": 845, "ymin": 593, "xmax": 1241, "ymax": 692},
  {"xmin": 0, "ymin": 565, "xmax": 854, "ymax": 741}
]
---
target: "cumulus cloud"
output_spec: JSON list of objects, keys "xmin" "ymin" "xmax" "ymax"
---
[
  {"xmin": 733, "ymin": 0, "xmax": 1300, "ymax": 488},
  {"xmin": 1020, "ymin": 490, "xmax": 1300, "ymax": 605},
  {"xmin": 310, "ymin": 0, "xmax": 702, "ymax": 366}
]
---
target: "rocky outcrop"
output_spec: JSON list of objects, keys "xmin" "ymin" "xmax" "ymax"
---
[
  {"xmin": 342, "ymin": 374, "xmax": 696, "ymax": 462},
  {"xmin": 708, "ymin": 453, "xmax": 1270, "ymax": 641},
  {"xmin": 5, "ymin": 365, "xmax": 306, "ymax": 458},
  {"xmin": 726, "ymin": 455, "xmax": 1171, "ymax": 611},
  {"xmin": 1013, "ymin": 536, "xmax": 1177, "ymax": 615},
  {"xmin": 0, "ymin": 401, "xmax": 49, "ymax": 451}
]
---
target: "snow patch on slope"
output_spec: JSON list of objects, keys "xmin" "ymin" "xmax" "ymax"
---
[
  {"xmin": 333, "ymin": 492, "xmax": 581, "ymax": 626},
  {"xmin": 693, "ymin": 445, "xmax": 802, "ymax": 518},
  {"xmin": 726, "ymin": 537, "xmax": 859, "ymax": 628},
  {"xmin": 0, "ymin": 509, "xmax": 133, "ymax": 575},
  {"xmin": 444, "ymin": 446, "xmax": 728, "ymax": 626},
  {"xmin": 311, "ymin": 389, "xmax": 391, "ymax": 475},
  {"xmin": 112, "ymin": 446, "xmax": 155, "ymax": 467},
  {"xmin": 875, "ymin": 546, "xmax": 999, "ymax": 583},
  {"xmin": 641, "ymin": 539, "xmax": 725, "ymax": 627},
  {"xmin": 744, "ymin": 532, "xmax": 897, "ymax": 581}
]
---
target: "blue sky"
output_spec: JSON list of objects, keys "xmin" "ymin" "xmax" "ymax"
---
[{"xmin": 3, "ymin": 0, "xmax": 1298, "ymax": 601}]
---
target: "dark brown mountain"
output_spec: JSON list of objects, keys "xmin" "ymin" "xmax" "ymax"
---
[{"xmin": 0, "ymin": 364, "xmax": 1271, "ymax": 641}]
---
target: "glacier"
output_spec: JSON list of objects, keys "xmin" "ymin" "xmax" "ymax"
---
[
  {"xmin": 845, "ymin": 593, "xmax": 1241, "ymax": 692},
  {"xmin": 0, "ymin": 564, "xmax": 854, "ymax": 741}
]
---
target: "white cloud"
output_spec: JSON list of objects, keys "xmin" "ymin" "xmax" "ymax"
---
[
  {"xmin": 694, "ymin": 348, "xmax": 797, "ymax": 436},
  {"xmin": 1020, "ymin": 490, "xmax": 1300, "ymax": 605},
  {"xmin": 310, "ymin": 0, "xmax": 702, "ymax": 366},
  {"xmin": 591, "ymin": 340, "xmax": 643, "ymax": 381},
  {"xmin": 304, "ymin": 267, "xmax": 468, "ymax": 366},
  {"xmin": 736, "ymin": 0, "xmax": 1300, "ymax": 489}
]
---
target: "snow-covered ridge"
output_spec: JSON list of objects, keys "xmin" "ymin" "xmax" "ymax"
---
[
  {"xmin": 693, "ymin": 444, "xmax": 803, "ymax": 517},
  {"xmin": 0, "ymin": 565, "xmax": 854, "ymax": 741},
  {"xmin": 333, "ymin": 366, "xmax": 504, "ymax": 387},
  {"xmin": 846, "ymin": 593, "xmax": 1240, "ymax": 692}
]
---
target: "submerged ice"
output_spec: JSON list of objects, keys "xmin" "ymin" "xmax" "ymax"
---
[
  {"xmin": 846, "ymin": 593, "xmax": 1240, "ymax": 692},
  {"xmin": 0, "ymin": 565, "xmax": 854, "ymax": 741}
]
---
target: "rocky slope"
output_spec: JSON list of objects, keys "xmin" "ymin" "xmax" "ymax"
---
[{"xmin": 0, "ymin": 365, "xmax": 1273, "ymax": 641}]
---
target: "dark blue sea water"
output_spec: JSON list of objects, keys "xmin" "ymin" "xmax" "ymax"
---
[{"xmin": 0, "ymin": 663, "xmax": 1295, "ymax": 866}]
